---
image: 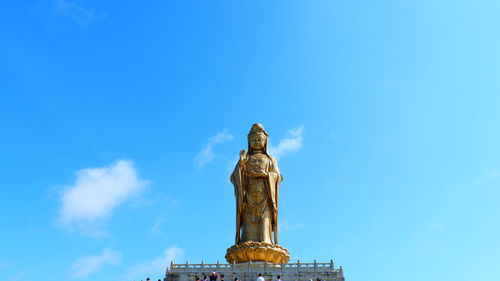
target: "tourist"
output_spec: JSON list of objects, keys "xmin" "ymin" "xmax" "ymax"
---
[
  {"xmin": 209, "ymin": 271, "xmax": 219, "ymax": 281},
  {"xmin": 220, "ymin": 274, "xmax": 225, "ymax": 281},
  {"xmin": 203, "ymin": 275, "xmax": 208, "ymax": 281},
  {"xmin": 257, "ymin": 273, "xmax": 265, "ymax": 281},
  {"xmin": 234, "ymin": 278, "xmax": 239, "ymax": 281},
  {"xmin": 276, "ymin": 275, "xmax": 282, "ymax": 281}
]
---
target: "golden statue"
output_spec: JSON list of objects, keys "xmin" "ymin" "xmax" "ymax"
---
[{"xmin": 225, "ymin": 124, "xmax": 290, "ymax": 264}]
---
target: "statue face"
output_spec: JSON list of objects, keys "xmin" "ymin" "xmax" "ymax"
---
[{"xmin": 249, "ymin": 134, "xmax": 266, "ymax": 151}]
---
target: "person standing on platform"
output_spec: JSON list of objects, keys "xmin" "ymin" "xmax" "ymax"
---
[
  {"xmin": 209, "ymin": 271, "xmax": 219, "ymax": 281},
  {"xmin": 257, "ymin": 273, "xmax": 265, "ymax": 281}
]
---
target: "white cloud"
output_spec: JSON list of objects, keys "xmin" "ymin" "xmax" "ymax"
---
[
  {"xmin": 70, "ymin": 248, "xmax": 122, "ymax": 279},
  {"xmin": 268, "ymin": 125, "xmax": 304, "ymax": 159},
  {"xmin": 195, "ymin": 131, "xmax": 233, "ymax": 168},
  {"xmin": 58, "ymin": 159, "xmax": 150, "ymax": 236},
  {"xmin": 123, "ymin": 246, "xmax": 183, "ymax": 280},
  {"xmin": 53, "ymin": 0, "xmax": 106, "ymax": 25}
]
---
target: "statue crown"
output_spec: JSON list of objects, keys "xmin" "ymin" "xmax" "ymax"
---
[{"xmin": 248, "ymin": 123, "xmax": 268, "ymax": 136}]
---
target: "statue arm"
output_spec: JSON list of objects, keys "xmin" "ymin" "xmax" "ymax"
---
[
  {"xmin": 267, "ymin": 156, "xmax": 282, "ymax": 244},
  {"xmin": 269, "ymin": 156, "xmax": 282, "ymax": 182}
]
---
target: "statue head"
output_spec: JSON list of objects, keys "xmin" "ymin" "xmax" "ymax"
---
[{"xmin": 247, "ymin": 123, "xmax": 268, "ymax": 153}]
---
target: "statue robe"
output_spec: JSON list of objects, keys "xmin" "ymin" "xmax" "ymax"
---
[{"xmin": 230, "ymin": 154, "xmax": 282, "ymax": 245}]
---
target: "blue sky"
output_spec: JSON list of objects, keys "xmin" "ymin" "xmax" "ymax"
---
[{"xmin": 1, "ymin": 1, "xmax": 500, "ymax": 281}]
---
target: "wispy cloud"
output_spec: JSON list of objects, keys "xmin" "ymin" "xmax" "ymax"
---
[
  {"xmin": 149, "ymin": 216, "xmax": 165, "ymax": 234},
  {"xmin": 53, "ymin": 0, "xmax": 106, "ymax": 25},
  {"xmin": 123, "ymin": 246, "xmax": 183, "ymax": 280},
  {"xmin": 57, "ymin": 159, "xmax": 150, "ymax": 236},
  {"xmin": 70, "ymin": 248, "xmax": 122, "ymax": 278},
  {"xmin": 269, "ymin": 125, "xmax": 304, "ymax": 159},
  {"xmin": 195, "ymin": 131, "xmax": 233, "ymax": 168},
  {"xmin": 429, "ymin": 222, "xmax": 444, "ymax": 233},
  {"xmin": 279, "ymin": 219, "xmax": 305, "ymax": 232},
  {"xmin": 473, "ymin": 171, "xmax": 500, "ymax": 184},
  {"xmin": 10, "ymin": 269, "xmax": 33, "ymax": 281}
]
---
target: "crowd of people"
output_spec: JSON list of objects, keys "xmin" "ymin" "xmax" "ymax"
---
[
  {"xmin": 136, "ymin": 271, "xmax": 326, "ymax": 281},
  {"xmin": 195, "ymin": 271, "xmax": 325, "ymax": 281}
]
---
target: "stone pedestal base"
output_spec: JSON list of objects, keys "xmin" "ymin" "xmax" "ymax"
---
[
  {"xmin": 165, "ymin": 260, "xmax": 344, "ymax": 281},
  {"xmin": 225, "ymin": 242, "xmax": 290, "ymax": 264}
]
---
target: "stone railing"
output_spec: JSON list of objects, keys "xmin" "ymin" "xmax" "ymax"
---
[{"xmin": 169, "ymin": 260, "xmax": 336, "ymax": 271}]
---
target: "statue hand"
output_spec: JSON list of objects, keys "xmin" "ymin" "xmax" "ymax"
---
[
  {"xmin": 239, "ymin": 149, "xmax": 247, "ymax": 164},
  {"xmin": 253, "ymin": 170, "xmax": 268, "ymax": 178}
]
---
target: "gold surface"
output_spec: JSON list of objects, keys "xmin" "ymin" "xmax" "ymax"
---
[
  {"xmin": 226, "ymin": 124, "xmax": 290, "ymax": 263},
  {"xmin": 225, "ymin": 241, "xmax": 290, "ymax": 264}
]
